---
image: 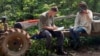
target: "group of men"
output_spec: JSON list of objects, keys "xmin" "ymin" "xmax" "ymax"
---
[{"xmin": 14, "ymin": 1, "xmax": 93, "ymax": 55}]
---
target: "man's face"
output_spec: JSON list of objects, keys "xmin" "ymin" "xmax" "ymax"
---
[
  {"xmin": 49, "ymin": 10, "xmax": 57, "ymax": 17},
  {"xmin": 79, "ymin": 5, "xmax": 87, "ymax": 13}
]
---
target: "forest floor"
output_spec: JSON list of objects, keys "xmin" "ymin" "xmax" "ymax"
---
[
  {"xmin": 52, "ymin": 45, "xmax": 100, "ymax": 56},
  {"xmin": 67, "ymin": 46, "xmax": 100, "ymax": 56}
]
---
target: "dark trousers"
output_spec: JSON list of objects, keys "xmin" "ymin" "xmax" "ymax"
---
[
  {"xmin": 69, "ymin": 27, "xmax": 86, "ymax": 49},
  {"xmin": 40, "ymin": 29, "xmax": 64, "ymax": 50}
]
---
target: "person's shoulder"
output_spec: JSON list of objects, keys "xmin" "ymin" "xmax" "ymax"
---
[
  {"xmin": 40, "ymin": 11, "xmax": 48, "ymax": 17},
  {"xmin": 87, "ymin": 9, "xmax": 92, "ymax": 13},
  {"xmin": 77, "ymin": 12, "xmax": 80, "ymax": 14},
  {"xmin": 76, "ymin": 12, "xmax": 80, "ymax": 16}
]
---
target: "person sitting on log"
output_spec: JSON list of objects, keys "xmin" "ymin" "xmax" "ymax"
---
[
  {"xmin": 69, "ymin": 1, "xmax": 93, "ymax": 50},
  {"xmin": 32, "ymin": 6, "xmax": 67, "ymax": 55}
]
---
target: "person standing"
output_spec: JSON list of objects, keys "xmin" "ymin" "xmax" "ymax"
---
[{"xmin": 70, "ymin": 1, "xmax": 93, "ymax": 49}]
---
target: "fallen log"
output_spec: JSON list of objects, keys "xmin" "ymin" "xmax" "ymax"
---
[
  {"xmin": 62, "ymin": 30, "xmax": 100, "ymax": 37},
  {"xmin": 93, "ymin": 13, "xmax": 100, "ymax": 16}
]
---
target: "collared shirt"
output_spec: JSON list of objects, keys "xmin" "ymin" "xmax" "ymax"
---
[{"xmin": 39, "ymin": 11, "xmax": 54, "ymax": 31}]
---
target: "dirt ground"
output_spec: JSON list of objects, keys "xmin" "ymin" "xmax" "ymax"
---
[
  {"xmin": 66, "ymin": 46, "xmax": 100, "ymax": 56},
  {"xmin": 67, "ymin": 50, "xmax": 100, "ymax": 56},
  {"xmin": 50, "ymin": 46, "xmax": 100, "ymax": 56}
]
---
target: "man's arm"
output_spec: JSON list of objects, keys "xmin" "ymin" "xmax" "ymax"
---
[
  {"xmin": 43, "ymin": 26, "xmax": 56, "ymax": 30},
  {"xmin": 86, "ymin": 10, "xmax": 93, "ymax": 22},
  {"xmin": 40, "ymin": 15, "xmax": 56, "ymax": 30},
  {"xmin": 74, "ymin": 13, "xmax": 80, "ymax": 29}
]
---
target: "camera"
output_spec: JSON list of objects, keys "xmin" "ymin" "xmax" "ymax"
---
[{"xmin": 79, "ymin": 5, "xmax": 87, "ymax": 13}]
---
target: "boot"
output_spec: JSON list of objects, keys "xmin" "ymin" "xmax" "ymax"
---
[{"xmin": 56, "ymin": 47, "xmax": 67, "ymax": 55}]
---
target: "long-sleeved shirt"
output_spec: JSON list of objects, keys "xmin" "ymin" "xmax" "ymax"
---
[{"xmin": 74, "ymin": 9, "xmax": 93, "ymax": 34}]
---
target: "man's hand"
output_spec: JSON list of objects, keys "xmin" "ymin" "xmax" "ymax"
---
[
  {"xmin": 82, "ymin": 10, "xmax": 88, "ymax": 14},
  {"xmin": 43, "ymin": 26, "xmax": 57, "ymax": 30}
]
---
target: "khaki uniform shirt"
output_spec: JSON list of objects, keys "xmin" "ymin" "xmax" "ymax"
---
[{"xmin": 39, "ymin": 11, "xmax": 54, "ymax": 31}]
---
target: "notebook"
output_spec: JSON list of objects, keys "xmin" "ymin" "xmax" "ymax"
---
[{"xmin": 54, "ymin": 26, "xmax": 64, "ymax": 31}]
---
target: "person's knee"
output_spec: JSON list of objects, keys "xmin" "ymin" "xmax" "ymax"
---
[
  {"xmin": 42, "ymin": 30, "xmax": 52, "ymax": 38},
  {"xmin": 74, "ymin": 30, "xmax": 80, "ymax": 34},
  {"xmin": 69, "ymin": 28, "xmax": 74, "ymax": 32}
]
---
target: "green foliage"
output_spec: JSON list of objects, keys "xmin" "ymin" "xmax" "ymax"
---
[
  {"xmin": 27, "ymin": 40, "xmax": 50, "ymax": 56},
  {"xmin": 0, "ymin": 0, "xmax": 99, "ymax": 20},
  {"xmin": 26, "ymin": 38, "xmax": 69, "ymax": 56},
  {"xmin": 26, "ymin": 26, "xmax": 39, "ymax": 36},
  {"xmin": 55, "ymin": 18, "xmax": 74, "ymax": 28},
  {"xmin": 0, "ymin": 0, "xmax": 99, "ymax": 55}
]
